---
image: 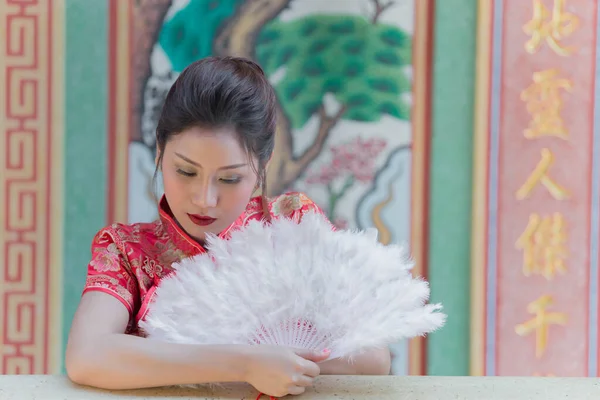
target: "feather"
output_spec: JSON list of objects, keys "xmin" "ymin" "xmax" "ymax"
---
[{"xmin": 139, "ymin": 211, "xmax": 445, "ymax": 362}]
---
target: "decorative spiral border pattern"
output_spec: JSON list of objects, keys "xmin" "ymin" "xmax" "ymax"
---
[{"xmin": 0, "ymin": 0, "xmax": 64, "ymax": 374}]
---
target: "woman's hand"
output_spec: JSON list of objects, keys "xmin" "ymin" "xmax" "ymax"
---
[{"xmin": 243, "ymin": 346, "xmax": 330, "ymax": 397}]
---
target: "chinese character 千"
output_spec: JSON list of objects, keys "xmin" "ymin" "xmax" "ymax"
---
[{"xmin": 515, "ymin": 295, "xmax": 567, "ymax": 358}]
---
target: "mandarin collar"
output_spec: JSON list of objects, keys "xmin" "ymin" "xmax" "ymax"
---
[{"xmin": 157, "ymin": 195, "xmax": 236, "ymax": 256}]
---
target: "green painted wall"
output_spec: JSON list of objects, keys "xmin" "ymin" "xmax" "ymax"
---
[
  {"xmin": 427, "ymin": 0, "xmax": 478, "ymax": 376},
  {"xmin": 62, "ymin": 0, "xmax": 109, "ymax": 372}
]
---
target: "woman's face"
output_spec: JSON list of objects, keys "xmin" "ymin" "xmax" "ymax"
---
[{"xmin": 160, "ymin": 126, "xmax": 259, "ymax": 242}]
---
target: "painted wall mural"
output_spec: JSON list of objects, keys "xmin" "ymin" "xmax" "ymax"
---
[
  {"xmin": 124, "ymin": 0, "xmax": 432, "ymax": 375},
  {"xmin": 129, "ymin": 0, "xmax": 414, "ymax": 230}
]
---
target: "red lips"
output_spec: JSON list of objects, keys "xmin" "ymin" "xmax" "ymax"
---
[{"xmin": 187, "ymin": 213, "xmax": 217, "ymax": 227}]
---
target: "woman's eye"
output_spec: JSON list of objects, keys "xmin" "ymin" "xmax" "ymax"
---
[
  {"xmin": 177, "ymin": 169, "xmax": 196, "ymax": 177},
  {"xmin": 220, "ymin": 177, "xmax": 241, "ymax": 184}
]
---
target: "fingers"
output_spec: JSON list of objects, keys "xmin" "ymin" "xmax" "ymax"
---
[
  {"xmin": 294, "ymin": 348, "xmax": 331, "ymax": 363},
  {"xmin": 266, "ymin": 373, "xmax": 316, "ymax": 398},
  {"xmin": 293, "ymin": 374, "xmax": 314, "ymax": 387},
  {"xmin": 272, "ymin": 377, "xmax": 313, "ymax": 399},
  {"xmin": 299, "ymin": 359, "xmax": 321, "ymax": 377},
  {"xmin": 272, "ymin": 377, "xmax": 313, "ymax": 398},
  {"xmin": 287, "ymin": 385, "xmax": 307, "ymax": 396}
]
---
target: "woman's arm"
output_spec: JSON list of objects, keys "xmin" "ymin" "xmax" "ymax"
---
[
  {"xmin": 319, "ymin": 348, "xmax": 391, "ymax": 375},
  {"xmin": 65, "ymin": 292, "xmax": 251, "ymax": 389}
]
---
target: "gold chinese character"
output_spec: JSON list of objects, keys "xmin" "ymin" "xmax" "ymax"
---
[
  {"xmin": 515, "ymin": 295, "xmax": 567, "ymax": 358},
  {"xmin": 516, "ymin": 148, "xmax": 569, "ymax": 200},
  {"xmin": 523, "ymin": 0, "xmax": 579, "ymax": 56},
  {"xmin": 521, "ymin": 69, "xmax": 572, "ymax": 140},
  {"xmin": 516, "ymin": 213, "xmax": 567, "ymax": 280}
]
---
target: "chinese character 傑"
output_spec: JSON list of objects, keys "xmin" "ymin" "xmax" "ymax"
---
[{"xmin": 516, "ymin": 213, "xmax": 567, "ymax": 280}]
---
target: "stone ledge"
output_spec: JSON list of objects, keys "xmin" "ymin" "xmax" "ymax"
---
[{"xmin": 1, "ymin": 375, "xmax": 600, "ymax": 399}]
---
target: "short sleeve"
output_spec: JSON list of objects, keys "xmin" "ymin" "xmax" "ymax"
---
[{"xmin": 82, "ymin": 227, "xmax": 140, "ymax": 315}]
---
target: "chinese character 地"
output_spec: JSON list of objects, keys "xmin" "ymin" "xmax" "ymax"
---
[
  {"xmin": 516, "ymin": 213, "xmax": 567, "ymax": 280},
  {"xmin": 516, "ymin": 148, "xmax": 570, "ymax": 200},
  {"xmin": 515, "ymin": 295, "xmax": 567, "ymax": 358},
  {"xmin": 523, "ymin": 0, "xmax": 579, "ymax": 56},
  {"xmin": 521, "ymin": 69, "xmax": 572, "ymax": 140}
]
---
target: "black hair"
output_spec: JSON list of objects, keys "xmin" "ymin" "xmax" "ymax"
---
[{"xmin": 154, "ymin": 56, "xmax": 277, "ymax": 216}]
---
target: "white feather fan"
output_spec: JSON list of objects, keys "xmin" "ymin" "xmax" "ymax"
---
[{"xmin": 139, "ymin": 211, "xmax": 445, "ymax": 361}]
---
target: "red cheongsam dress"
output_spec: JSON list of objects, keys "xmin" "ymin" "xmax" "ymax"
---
[{"xmin": 83, "ymin": 192, "xmax": 328, "ymax": 335}]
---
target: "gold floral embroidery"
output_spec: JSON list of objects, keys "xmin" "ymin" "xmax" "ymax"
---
[
  {"xmin": 85, "ymin": 275, "xmax": 135, "ymax": 308},
  {"xmin": 89, "ymin": 243, "xmax": 122, "ymax": 273},
  {"xmin": 135, "ymin": 267, "xmax": 152, "ymax": 289},
  {"xmin": 86, "ymin": 274, "xmax": 120, "ymax": 286},
  {"xmin": 271, "ymin": 193, "xmax": 303, "ymax": 217},
  {"xmin": 113, "ymin": 223, "xmax": 142, "ymax": 243},
  {"xmin": 154, "ymin": 241, "xmax": 187, "ymax": 267},
  {"xmin": 141, "ymin": 258, "xmax": 164, "ymax": 279}
]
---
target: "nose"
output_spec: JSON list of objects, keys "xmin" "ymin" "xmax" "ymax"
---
[{"xmin": 192, "ymin": 181, "xmax": 218, "ymax": 209}]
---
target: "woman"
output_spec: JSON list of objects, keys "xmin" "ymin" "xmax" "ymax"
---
[{"xmin": 65, "ymin": 56, "xmax": 391, "ymax": 397}]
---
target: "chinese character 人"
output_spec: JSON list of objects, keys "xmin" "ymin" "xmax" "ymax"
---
[
  {"xmin": 521, "ymin": 69, "xmax": 572, "ymax": 140},
  {"xmin": 516, "ymin": 148, "xmax": 569, "ymax": 200},
  {"xmin": 523, "ymin": 0, "xmax": 579, "ymax": 56},
  {"xmin": 516, "ymin": 213, "xmax": 567, "ymax": 280},
  {"xmin": 515, "ymin": 295, "xmax": 567, "ymax": 358}
]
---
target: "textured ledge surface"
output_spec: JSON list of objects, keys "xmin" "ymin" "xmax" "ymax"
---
[{"xmin": 2, "ymin": 375, "xmax": 600, "ymax": 399}]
